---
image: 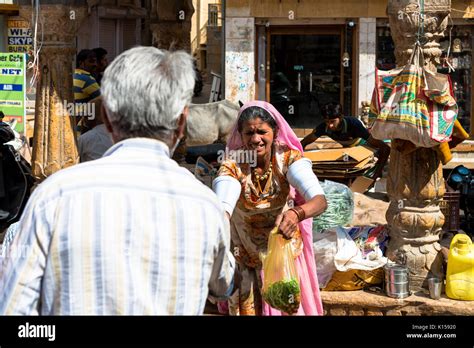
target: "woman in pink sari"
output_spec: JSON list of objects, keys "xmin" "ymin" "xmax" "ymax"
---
[{"xmin": 212, "ymin": 101, "xmax": 327, "ymax": 315}]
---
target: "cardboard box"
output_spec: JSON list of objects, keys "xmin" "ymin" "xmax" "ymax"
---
[
  {"xmin": 304, "ymin": 145, "xmax": 375, "ymax": 163},
  {"xmin": 304, "ymin": 136, "xmax": 343, "ymax": 151},
  {"xmin": 350, "ymin": 176, "xmax": 376, "ymax": 193},
  {"xmin": 305, "ymin": 145, "xmax": 376, "ymax": 180},
  {"xmin": 311, "ymin": 156, "xmax": 373, "ymax": 170}
]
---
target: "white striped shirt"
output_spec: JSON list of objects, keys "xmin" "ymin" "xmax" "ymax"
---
[{"xmin": 0, "ymin": 138, "xmax": 234, "ymax": 315}]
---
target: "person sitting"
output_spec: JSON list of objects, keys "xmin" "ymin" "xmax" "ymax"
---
[
  {"xmin": 213, "ymin": 100, "xmax": 327, "ymax": 315},
  {"xmin": 300, "ymin": 102, "xmax": 390, "ymax": 180},
  {"xmin": 77, "ymin": 98, "xmax": 113, "ymax": 162}
]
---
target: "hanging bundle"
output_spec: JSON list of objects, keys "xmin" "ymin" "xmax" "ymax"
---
[{"xmin": 369, "ymin": 42, "xmax": 458, "ymax": 148}]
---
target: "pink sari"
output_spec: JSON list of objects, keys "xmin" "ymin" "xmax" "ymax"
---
[{"xmin": 227, "ymin": 101, "xmax": 323, "ymax": 316}]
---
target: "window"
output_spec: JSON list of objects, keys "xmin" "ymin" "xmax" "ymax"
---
[
  {"xmin": 376, "ymin": 24, "xmax": 396, "ymax": 70},
  {"xmin": 122, "ymin": 19, "xmax": 137, "ymax": 51},
  {"xmin": 99, "ymin": 19, "xmax": 117, "ymax": 60},
  {"xmin": 98, "ymin": 18, "xmax": 139, "ymax": 62}
]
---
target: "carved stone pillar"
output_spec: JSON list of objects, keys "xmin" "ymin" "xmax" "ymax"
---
[
  {"xmin": 149, "ymin": 0, "xmax": 194, "ymax": 51},
  {"xmin": 19, "ymin": 4, "xmax": 87, "ymax": 181},
  {"xmin": 386, "ymin": 0, "xmax": 451, "ymax": 292},
  {"xmin": 148, "ymin": 1, "xmax": 194, "ymax": 163}
]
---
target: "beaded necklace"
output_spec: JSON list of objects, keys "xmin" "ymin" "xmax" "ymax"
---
[
  {"xmin": 253, "ymin": 163, "xmax": 273, "ymax": 198},
  {"xmin": 253, "ymin": 163, "xmax": 272, "ymax": 181}
]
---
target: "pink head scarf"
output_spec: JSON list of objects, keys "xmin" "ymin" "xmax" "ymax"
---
[
  {"xmin": 227, "ymin": 100, "xmax": 304, "ymax": 153},
  {"xmin": 226, "ymin": 100, "xmax": 323, "ymax": 316},
  {"xmin": 227, "ymin": 100, "xmax": 306, "ymax": 207}
]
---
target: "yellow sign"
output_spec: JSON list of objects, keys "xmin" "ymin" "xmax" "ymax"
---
[
  {"xmin": 8, "ymin": 45, "xmax": 30, "ymax": 53},
  {"xmin": 7, "ymin": 20, "xmax": 29, "ymax": 28}
]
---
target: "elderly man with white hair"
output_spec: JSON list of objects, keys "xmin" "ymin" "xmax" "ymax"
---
[{"xmin": 0, "ymin": 47, "xmax": 235, "ymax": 315}]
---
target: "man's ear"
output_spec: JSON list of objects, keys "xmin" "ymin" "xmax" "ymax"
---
[{"xmin": 176, "ymin": 106, "xmax": 188, "ymax": 139}]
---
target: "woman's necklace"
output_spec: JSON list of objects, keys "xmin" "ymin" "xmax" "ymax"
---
[
  {"xmin": 253, "ymin": 163, "xmax": 272, "ymax": 181},
  {"xmin": 253, "ymin": 163, "xmax": 273, "ymax": 198}
]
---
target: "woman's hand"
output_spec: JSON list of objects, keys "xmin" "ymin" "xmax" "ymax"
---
[{"xmin": 275, "ymin": 210, "xmax": 299, "ymax": 240}]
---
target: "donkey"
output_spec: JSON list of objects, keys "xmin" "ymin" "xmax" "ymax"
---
[{"xmin": 186, "ymin": 100, "xmax": 240, "ymax": 146}]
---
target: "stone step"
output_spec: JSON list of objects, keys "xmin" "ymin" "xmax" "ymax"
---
[{"xmin": 321, "ymin": 289, "xmax": 474, "ymax": 316}]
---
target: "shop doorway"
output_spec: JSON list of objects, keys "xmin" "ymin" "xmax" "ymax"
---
[{"xmin": 266, "ymin": 26, "xmax": 354, "ymax": 131}]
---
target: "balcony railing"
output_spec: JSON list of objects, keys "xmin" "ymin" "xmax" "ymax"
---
[{"xmin": 208, "ymin": 3, "xmax": 221, "ymax": 27}]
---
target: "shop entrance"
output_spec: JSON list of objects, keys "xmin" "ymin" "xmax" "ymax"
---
[{"xmin": 266, "ymin": 26, "xmax": 353, "ymax": 131}]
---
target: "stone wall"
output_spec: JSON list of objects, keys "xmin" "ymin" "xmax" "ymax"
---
[
  {"xmin": 321, "ymin": 290, "xmax": 474, "ymax": 316},
  {"xmin": 224, "ymin": 17, "xmax": 255, "ymax": 103},
  {"xmin": 357, "ymin": 18, "xmax": 376, "ymax": 115},
  {"xmin": 149, "ymin": 0, "xmax": 194, "ymax": 51},
  {"xmin": 206, "ymin": 25, "xmax": 221, "ymax": 76},
  {"xmin": 226, "ymin": 0, "xmax": 474, "ymax": 19}
]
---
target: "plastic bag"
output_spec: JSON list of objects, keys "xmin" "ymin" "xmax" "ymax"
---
[
  {"xmin": 314, "ymin": 226, "xmax": 388, "ymax": 290},
  {"xmin": 347, "ymin": 225, "xmax": 389, "ymax": 259},
  {"xmin": 313, "ymin": 181, "xmax": 354, "ymax": 233},
  {"xmin": 332, "ymin": 226, "xmax": 388, "ymax": 272},
  {"xmin": 323, "ymin": 268, "xmax": 384, "ymax": 291},
  {"xmin": 313, "ymin": 229, "xmax": 338, "ymax": 288},
  {"xmin": 261, "ymin": 227, "xmax": 301, "ymax": 315}
]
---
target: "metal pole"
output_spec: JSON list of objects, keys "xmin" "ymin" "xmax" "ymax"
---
[{"xmin": 221, "ymin": 0, "xmax": 226, "ymax": 99}]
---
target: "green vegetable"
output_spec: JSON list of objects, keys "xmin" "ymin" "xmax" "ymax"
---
[
  {"xmin": 313, "ymin": 181, "xmax": 354, "ymax": 232},
  {"xmin": 262, "ymin": 278, "xmax": 301, "ymax": 315}
]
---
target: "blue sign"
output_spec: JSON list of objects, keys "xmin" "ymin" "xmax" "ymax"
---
[{"xmin": 0, "ymin": 84, "xmax": 22, "ymax": 91}]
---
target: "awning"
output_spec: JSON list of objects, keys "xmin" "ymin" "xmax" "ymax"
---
[{"xmin": 0, "ymin": 4, "xmax": 19, "ymax": 15}]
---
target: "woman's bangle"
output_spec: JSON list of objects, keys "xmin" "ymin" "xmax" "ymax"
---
[{"xmin": 289, "ymin": 206, "xmax": 306, "ymax": 222}]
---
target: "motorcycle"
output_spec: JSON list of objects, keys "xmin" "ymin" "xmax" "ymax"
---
[
  {"xmin": 270, "ymin": 72, "xmax": 293, "ymax": 119},
  {"xmin": 447, "ymin": 165, "xmax": 474, "ymax": 235},
  {"xmin": 0, "ymin": 113, "xmax": 35, "ymax": 231}
]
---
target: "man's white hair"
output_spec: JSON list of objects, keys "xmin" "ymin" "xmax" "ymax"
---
[{"xmin": 101, "ymin": 46, "xmax": 195, "ymax": 140}]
